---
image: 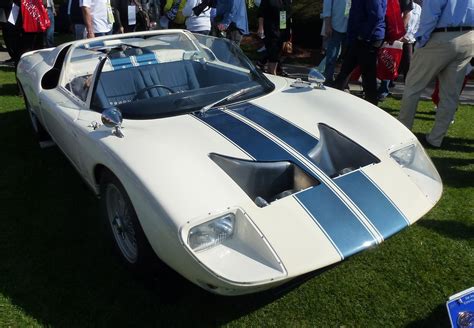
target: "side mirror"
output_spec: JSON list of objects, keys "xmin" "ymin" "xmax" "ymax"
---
[
  {"xmin": 101, "ymin": 107, "xmax": 124, "ymax": 138},
  {"xmin": 308, "ymin": 68, "xmax": 326, "ymax": 89}
]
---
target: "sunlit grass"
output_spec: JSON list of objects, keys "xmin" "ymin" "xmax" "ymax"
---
[{"xmin": 0, "ymin": 63, "xmax": 472, "ymax": 327}]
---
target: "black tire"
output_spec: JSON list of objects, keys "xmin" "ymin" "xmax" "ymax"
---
[{"xmin": 100, "ymin": 170, "xmax": 160, "ymax": 275}]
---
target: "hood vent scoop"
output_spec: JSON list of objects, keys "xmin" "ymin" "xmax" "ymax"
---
[
  {"xmin": 308, "ymin": 123, "xmax": 380, "ymax": 178},
  {"xmin": 210, "ymin": 153, "xmax": 320, "ymax": 208}
]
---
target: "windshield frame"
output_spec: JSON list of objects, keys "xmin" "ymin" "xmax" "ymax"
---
[{"xmin": 60, "ymin": 30, "xmax": 274, "ymax": 118}]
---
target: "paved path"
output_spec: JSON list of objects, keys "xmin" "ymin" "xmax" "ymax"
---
[{"xmin": 283, "ymin": 63, "xmax": 474, "ymax": 105}]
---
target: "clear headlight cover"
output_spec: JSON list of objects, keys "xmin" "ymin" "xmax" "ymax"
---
[
  {"xmin": 188, "ymin": 213, "xmax": 235, "ymax": 252},
  {"xmin": 390, "ymin": 142, "xmax": 442, "ymax": 202}
]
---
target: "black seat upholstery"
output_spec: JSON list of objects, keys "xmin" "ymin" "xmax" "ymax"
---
[{"xmin": 93, "ymin": 58, "xmax": 200, "ymax": 109}]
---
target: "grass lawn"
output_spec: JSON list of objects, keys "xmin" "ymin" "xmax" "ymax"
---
[{"xmin": 0, "ymin": 65, "xmax": 472, "ymax": 327}]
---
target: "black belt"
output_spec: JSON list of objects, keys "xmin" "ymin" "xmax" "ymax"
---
[{"xmin": 433, "ymin": 26, "xmax": 473, "ymax": 32}]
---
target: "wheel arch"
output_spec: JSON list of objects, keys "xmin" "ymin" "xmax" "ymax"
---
[{"xmin": 93, "ymin": 164, "xmax": 112, "ymax": 195}]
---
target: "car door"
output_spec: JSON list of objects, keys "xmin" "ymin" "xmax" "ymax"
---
[{"xmin": 39, "ymin": 89, "xmax": 84, "ymax": 171}]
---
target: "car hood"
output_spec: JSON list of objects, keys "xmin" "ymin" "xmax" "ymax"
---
[{"xmin": 92, "ymin": 76, "xmax": 441, "ymax": 279}]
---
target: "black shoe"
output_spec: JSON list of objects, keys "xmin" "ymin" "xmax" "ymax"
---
[{"xmin": 419, "ymin": 135, "xmax": 440, "ymax": 149}]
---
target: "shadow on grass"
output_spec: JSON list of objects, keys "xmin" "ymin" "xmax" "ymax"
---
[
  {"xmin": 0, "ymin": 109, "xmax": 319, "ymax": 326},
  {"xmin": 418, "ymin": 219, "xmax": 474, "ymax": 241},
  {"xmin": 378, "ymin": 105, "xmax": 436, "ymax": 123},
  {"xmin": 439, "ymin": 136, "xmax": 474, "ymax": 153},
  {"xmin": 406, "ymin": 303, "xmax": 450, "ymax": 328},
  {"xmin": 0, "ymin": 65, "xmax": 15, "ymax": 73},
  {"xmin": 0, "ymin": 83, "xmax": 19, "ymax": 96}
]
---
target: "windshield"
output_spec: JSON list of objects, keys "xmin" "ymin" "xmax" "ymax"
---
[{"xmin": 64, "ymin": 31, "xmax": 274, "ymax": 119}]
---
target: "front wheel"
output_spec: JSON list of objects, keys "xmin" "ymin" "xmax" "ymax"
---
[{"xmin": 100, "ymin": 171, "xmax": 159, "ymax": 274}]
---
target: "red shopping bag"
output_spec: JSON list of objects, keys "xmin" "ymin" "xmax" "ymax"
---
[
  {"xmin": 377, "ymin": 41, "xmax": 403, "ymax": 80},
  {"xmin": 21, "ymin": 0, "xmax": 51, "ymax": 32},
  {"xmin": 385, "ymin": 0, "xmax": 405, "ymax": 43}
]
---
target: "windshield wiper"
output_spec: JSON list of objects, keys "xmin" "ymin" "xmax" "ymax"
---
[{"xmin": 200, "ymin": 85, "xmax": 262, "ymax": 114}]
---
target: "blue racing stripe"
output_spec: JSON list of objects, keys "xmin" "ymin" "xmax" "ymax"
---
[
  {"xmin": 194, "ymin": 110, "xmax": 377, "ymax": 258},
  {"xmin": 335, "ymin": 171, "xmax": 409, "ymax": 239},
  {"xmin": 195, "ymin": 110, "xmax": 299, "ymax": 162},
  {"xmin": 295, "ymin": 184, "xmax": 376, "ymax": 258},
  {"xmin": 230, "ymin": 104, "xmax": 318, "ymax": 156}
]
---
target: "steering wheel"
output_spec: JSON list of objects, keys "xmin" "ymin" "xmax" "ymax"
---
[{"xmin": 133, "ymin": 84, "xmax": 175, "ymax": 100}]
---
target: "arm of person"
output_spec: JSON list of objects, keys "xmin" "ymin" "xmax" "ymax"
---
[
  {"xmin": 415, "ymin": 0, "xmax": 445, "ymax": 48},
  {"xmin": 321, "ymin": 0, "xmax": 333, "ymax": 37},
  {"xmin": 256, "ymin": 0, "xmax": 265, "ymax": 36},
  {"xmin": 182, "ymin": 0, "xmax": 197, "ymax": 17},
  {"xmin": 361, "ymin": 0, "xmax": 386, "ymax": 41},
  {"xmin": 51, "ymin": 0, "xmax": 56, "ymax": 15},
  {"xmin": 80, "ymin": 0, "xmax": 95, "ymax": 38},
  {"xmin": 217, "ymin": 0, "xmax": 234, "ymax": 30}
]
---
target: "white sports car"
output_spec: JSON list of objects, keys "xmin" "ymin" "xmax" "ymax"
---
[{"xmin": 17, "ymin": 30, "xmax": 442, "ymax": 295}]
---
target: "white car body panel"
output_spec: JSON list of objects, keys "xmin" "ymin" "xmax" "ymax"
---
[{"xmin": 17, "ymin": 30, "xmax": 443, "ymax": 295}]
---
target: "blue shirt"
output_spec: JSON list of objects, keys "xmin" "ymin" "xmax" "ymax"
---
[
  {"xmin": 215, "ymin": 0, "xmax": 249, "ymax": 35},
  {"xmin": 416, "ymin": 0, "xmax": 474, "ymax": 47},
  {"xmin": 347, "ymin": 0, "xmax": 387, "ymax": 43},
  {"xmin": 322, "ymin": 0, "xmax": 351, "ymax": 33}
]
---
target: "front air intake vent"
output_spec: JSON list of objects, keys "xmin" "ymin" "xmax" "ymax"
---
[
  {"xmin": 308, "ymin": 123, "xmax": 380, "ymax": 178},
  {"xmin": 210, "ymin": 153, "xmax": 320, "ymax": 207}
]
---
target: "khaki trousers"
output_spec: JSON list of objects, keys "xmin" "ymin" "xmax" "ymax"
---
[{"xmin": 399, "ymin": 31, "xmax": 474, "ymax": 146}]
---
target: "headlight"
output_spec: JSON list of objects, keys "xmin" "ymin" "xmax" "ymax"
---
[
  {"xmin": 390, "ymin": 144, "xmax": 416, "ymax": 167},
  {"xmin": 188, "ymin": 213, "xmax": 235, "ymax": 252},
  {"xmin": 390, "ymin": 142, "xmax": 442, "ymax": 203}
]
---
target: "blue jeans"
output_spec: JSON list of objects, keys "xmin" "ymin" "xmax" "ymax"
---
[
  {"xmin": 45, "ymin": 8, "xmax": 55, "ymax": 47},
  {"xmin": 323, "ymin": 30, "xmax": 346, "ymax": 84},
  {"xmin": 378, "ymin": 80, "xmax": 390, "ymax": 98}
]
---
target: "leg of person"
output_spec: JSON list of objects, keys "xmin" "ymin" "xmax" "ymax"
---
[
  {"xmin": 398, "ymin": 35, "xmax": 455, "ymax": 130},
  {"xmin": 398, "ymin": 42, "xmax": 413, "ymax": 81},
  {"xmin": 358, "ymin": 41, "xmax": 379, "ymax": 105},
  {"xmin": 3, "ymin": 22, "xmax": 18, "ymax": 60},
  {"xmin": 74, "ymin": 24, "xmax": 86, "ymax": 40},
  {"xmin": 426, "ymin": 34, "xmax": 473, "ymax": 146},
  {"xmin": 45, "ymin": 7, "xmax": 55, "ymax": 47},
  {"xmin": 377, "ymin": 80, "xmax": 390, "ymax": 100},
  {"xmin": 323, "ymin": 31, "xmax": 345, "ymax": 84},
  {"xmin": 333, "ymin": 42, "xmax": 359, "ymax": 91}
]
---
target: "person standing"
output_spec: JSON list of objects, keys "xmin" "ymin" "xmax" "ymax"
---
[
  {"xmin": 377, "ymin": 0, "xmax": 414, "ymax": 100},
  {"xmin": 182, "ymin": 0, "xmax": 211, "ymax": 34},
  {"xmin": 80, "ymin": 0, "xmax": 113, "ymax": 38},
  {"xmin": 215, "ymin": 0, "xmax": 249, "ymax": 46},
  {"xmin": 0, "ymin": 0, "xmax": 19, "ymax": 62},
  {"xmin": 256, "ymin": 0, "xmax": 291, "ymax": 75},
  {"xmin": 397, "ymin": 0, "xmax": 421, "ymax": 80},
  {"xmin": 68, "ymin": 0, "xmax": 85, "ymax": 39},
  {"xmin": 15, "ymin": 0, "xmax": 48, "ymax": 66},
  {"xmin": 321, "ymin": 0, "xmax": 350, "ymax": 84},
  {"xmin": 398, "ymin": 0, "xmax": 473, "ymax": 148},
  {"xmin": 331, "ymin": 0, "xmax": 387, "ymax": 105},
  {"xmin": 45, "ymin": 0, "xmax": 55, "ymax": 47}
]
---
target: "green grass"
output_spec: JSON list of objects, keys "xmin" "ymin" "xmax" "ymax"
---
[{"xmin": 0, "ymin": 65, "xmax": 473, "ymax": 327}]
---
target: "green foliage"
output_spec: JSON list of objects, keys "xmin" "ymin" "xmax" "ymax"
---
[{"xmin": 0, "ymin": 65, "xmax": 472, "ymax": 327}]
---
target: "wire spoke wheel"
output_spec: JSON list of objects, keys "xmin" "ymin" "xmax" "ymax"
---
[{"xmin": 105, "ymin": 183, "xmax": 138, "ymax": 264}]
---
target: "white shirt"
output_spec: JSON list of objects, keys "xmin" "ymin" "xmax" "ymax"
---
[
  {"xmin": 405, "ymin": 2, "xmax": 421, "ymax": 43},
  {"xmin": 182, "ymin": 0, "xmax": 211, "ymax": 33},
  {"xmin": 80, "ymin": 0, "xmax": 112, "ymax": 33}
]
